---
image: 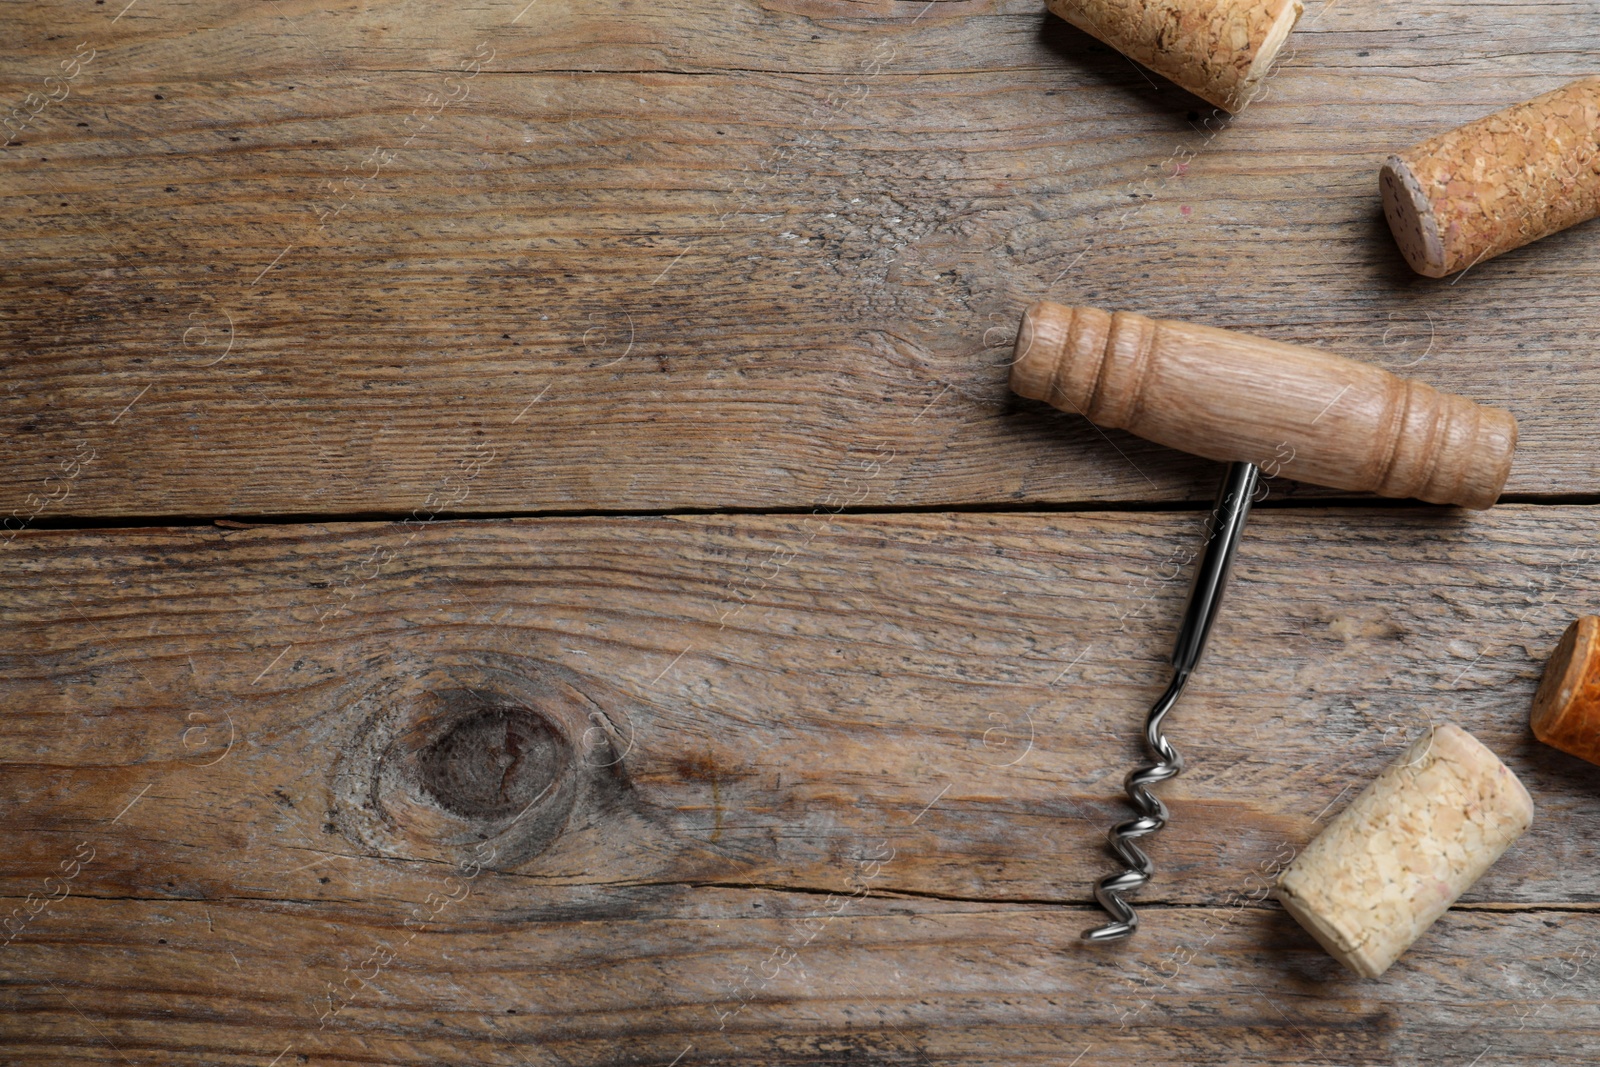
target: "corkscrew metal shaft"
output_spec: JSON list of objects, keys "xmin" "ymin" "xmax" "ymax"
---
[{"xmin": 1083, "ymin": 460, "xmax": 1260, "ymax": 942}]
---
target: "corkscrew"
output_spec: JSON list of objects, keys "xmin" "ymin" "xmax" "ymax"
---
[
  {"xmin": 1084, "ymin": 460, "xmax": 1257, "ymax": 941},
  {"xmin": 1008, "ymin": 300, "xmax": 1518, "ymax": 940}
]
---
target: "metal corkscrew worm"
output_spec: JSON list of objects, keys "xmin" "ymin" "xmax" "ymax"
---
[{"xmin": 1083, "ymin": 461, "xmax": 1260, "ymax": 942}]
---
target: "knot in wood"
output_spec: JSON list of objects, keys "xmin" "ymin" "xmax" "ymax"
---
[
  {"xmin": 417, "ymin": 705, "xmax": 567, "ymax": 821},
  {"xmin": 330, "ymin": 657, "xmax": 637, "ymax": 868}
]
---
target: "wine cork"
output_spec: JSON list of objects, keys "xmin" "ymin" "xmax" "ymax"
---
[
  {"xmin": 1382, "ymin": 77, "xmax": 1600, "ymax": 277},
  {"xmin": 1530, "ymin": 616, "xmax": 1600, "ymax": 766},
  {"xmin": 1045, "ymin": 0, "xmax": 1302, "ymax": 113},
  {"xmin": 1274, "ymin": 724, "xmax": 1533, "ymax": 978},
  {"xmin": 1010, "ymin": 302, "xmax": 1518, "ymax": 509}
]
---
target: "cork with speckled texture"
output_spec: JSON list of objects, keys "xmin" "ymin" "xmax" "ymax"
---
[
  {"xmin": 1382, "ymin": 77, "xmax": 1600, "ymax": 277},
  {"xmin": 1044, "ymin": 0, "xmax": 1303, "ymax": 113},
  {"xmin": 1530, "ymin": 616, "xmax": 1600, "ymax": 766},
  {"xmin": 1274, "ymin": 724, "xmax": 1533, "ymax": 979}
]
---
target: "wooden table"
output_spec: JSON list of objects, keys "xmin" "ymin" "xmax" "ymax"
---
[{"xmin": 4, "ymin": 0, "xmax": 1599, "ymax": 1062}]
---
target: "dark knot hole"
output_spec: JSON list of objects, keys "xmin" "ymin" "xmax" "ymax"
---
[{"xmin": 417, "ymin": 705, "xmax": 567, "ymax": 821}]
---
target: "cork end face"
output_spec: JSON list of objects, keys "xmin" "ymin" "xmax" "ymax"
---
[
  {"xmin": 1231, "ymin": 0, "xmax": 1304, "ymax": 113},
  {"xmin": 1274, "ymin": 883, "xmax": 1387, "ymax": 978},
  {"xmin": 1531, "ymin": 616, "xmax": 1600, "ymax": 765},
  {"xmin": 1429, "ymin": 723, "xmax": 1536, "ymax": 831},
  {"xmin": 1381, "ymin": 156, "xmax": 1449, "ymax": 277}
]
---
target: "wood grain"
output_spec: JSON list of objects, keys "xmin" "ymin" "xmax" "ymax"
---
[
  {"xmin": 7, "ymin": 0, "xmax": 1600, "ymax": 1062},
  {"xmin": 1010, "ymin": 300, "xmax": 1519, "ymax": 509},
  {"xmin": 5, "ymin": 506, "xmax": 1600, "ymax": 1061},
  {"xmin": 9, "ymin": 895, "xmax": 1600, "ymax": 1065},
  {"xmin": 3, "ymin": 0, "xmax": 1600, "ymax": 518}
]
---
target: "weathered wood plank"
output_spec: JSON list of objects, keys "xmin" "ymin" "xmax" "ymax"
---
[
  {"xmin": 3, "ymin": 0, "xmax": 1600, "ymax": 518},
  {"xmin": 5, "ymin": 506, "xmax": 1599, "ymax": 907},
  {"xmin": 5, "ymin": 896, "xmax": 1600, "ymax": 1063},
  {"xmin": 4, "ymin": 506, "xmax": 1600, "ymax": 1061},
  {"xmin": 7, "ymin": 0, "xmax": 1600, "ymax": 1057}
]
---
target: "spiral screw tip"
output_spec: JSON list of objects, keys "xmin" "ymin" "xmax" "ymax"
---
[
  {"xmin": 1080, "ymin": 461, "xmax": 1259, "ymax": 942},
  {"xmin": 1082, "ymin": 921, "xmax": 1135, "ymax": 942}
]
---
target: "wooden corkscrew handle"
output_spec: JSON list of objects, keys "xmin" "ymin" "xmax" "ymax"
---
[{"xmin": 1010, "ymin": 302, "xmax": 1518, "ymax": 509}]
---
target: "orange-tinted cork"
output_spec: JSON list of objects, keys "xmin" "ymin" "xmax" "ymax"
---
[
  {"xmin": 1045, "ymin": 0, "xmax": 1303, "ymax": 114},
  {"xmin": 1530, "ymin": 616, "xmax": 1600, "ymax": 766},
  {"xmin": 1382, "ymin": 77, "xmax": 1600, "ymax": 278}
]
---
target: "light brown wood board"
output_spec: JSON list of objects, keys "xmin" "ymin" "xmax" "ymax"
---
[
  {"xmin": 2, "ymin": 0, "xmax": 1599, "ymax": 517},
  {"xmin": 4, "ymin": 507, "xmax": 1600, "ymax": 1063},
  {"xmin": 5, "ymin": 0, "xmax": 1600, "ymax": 1063}
]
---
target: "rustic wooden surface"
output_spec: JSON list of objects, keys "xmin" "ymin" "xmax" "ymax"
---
[
  {"xmin": 4, "ymin": 0, "xmax": 1600, "ymax": 1063},
  {"xmin": 3, "ymin": 0, "xmax": 1600, "ymax": 518},
  {"xmin": 5, "ymin": 509, "xmax": 1600, "ymax": 1063}
]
